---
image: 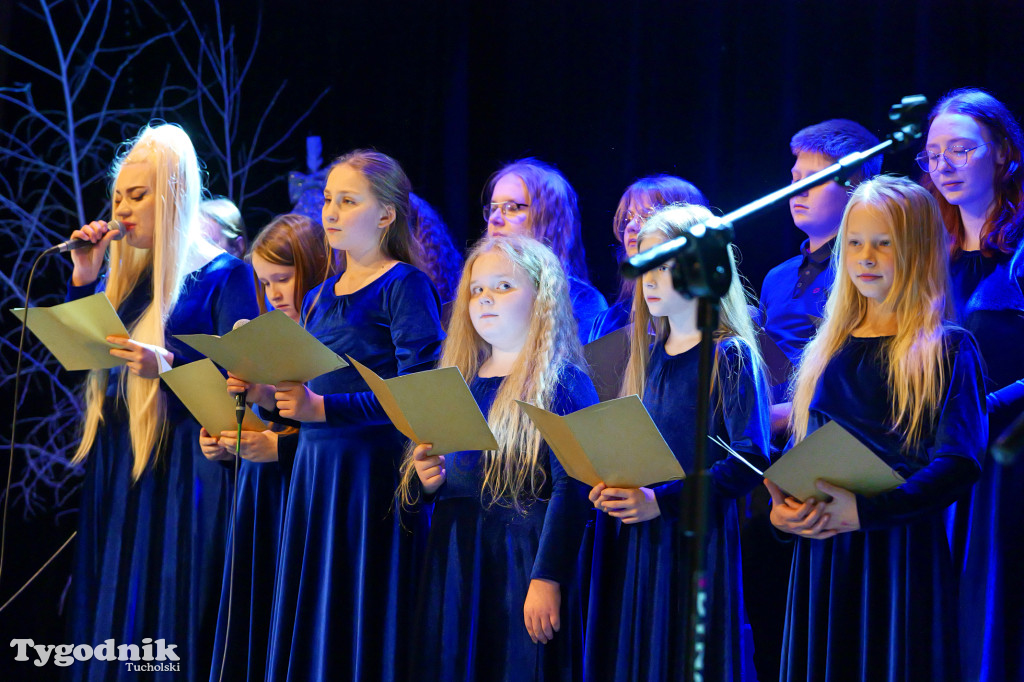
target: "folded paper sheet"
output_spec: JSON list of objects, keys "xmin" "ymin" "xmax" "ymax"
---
[
  {"xmin": 160, "ymin": 359, "xmax": 267, "ymax": 436},
  {"xmin": 517, "ymin": 396, "xmax": 684, "ymax": 488},
  {"xmin": 583, "ymin": 326, "xmax": 632, "ymax": 402},
  {"xmin": 348, "ymin": 356, "xmax": 498, "ymax": 456},
  {"xmin": 10, "ymin": 292, "xmax": 129, "ymax": 371},
  {"xmin": 175, "ymin": 310, "xmax": 347, "ymax": 385},
  {"xmin": 761, "ymin": 421, "xmax": 905, "ymax": 501}
]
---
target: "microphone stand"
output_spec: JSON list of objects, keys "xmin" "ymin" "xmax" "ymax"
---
[{"xmin": 619, "ymin": 94, "xmax": 929, "ymax": 682}]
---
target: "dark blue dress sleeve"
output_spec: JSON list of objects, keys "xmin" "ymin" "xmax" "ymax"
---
[
  {"xmin": 653, "ymin": 339, "xmax": 772, "ymax": 521},
  {"xmin": 857, "ymin": 330, "xmax": 987, "ymax": 530},
  {"xmin": 321, "ymin": 269, "xmax": 444, "ymax": 425},
  {"xmin": 67, "ymin": 277, "xmax": 102, "ymax": 301},
  {"xmin": 530, "ymin": 366, "xmax": 600, "ymax": 585}
]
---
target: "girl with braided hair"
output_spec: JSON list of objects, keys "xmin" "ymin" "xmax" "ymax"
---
[{"xmin": 397, "ymin": 235, "xmax": 598, "ymax": 681}]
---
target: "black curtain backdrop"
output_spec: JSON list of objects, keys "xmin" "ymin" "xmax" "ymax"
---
[{"xmin": 2, "ymin": 1, "xmax": 1023, "ymax": 678}]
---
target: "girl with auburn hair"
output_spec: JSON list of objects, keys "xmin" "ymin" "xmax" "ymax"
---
[
  {"xmin": 919, "ymin": 88, "xmax": 1024, "ymax": 682},
  {"xmin": 397, "ymin": 235, "xmax": 598, "ymax": 681},
  {"xmin": 584, "ymin": 203, "xmax": 771, "ymax": 681},
  {"xmin": 769, "ymin": 176, "xmax": 987, "ymax": 681},
  {"xmin": 239, "ymin": 150, "xmax": 444, "ymax": 681},
  {"xmin": 483, "ymin": 157, "xmax": 608, "ymax": 338},
  {"xmin": 200, "ymin": 212, "xmax": 333, "ymax": 681},
  {"xmin": 586, "ymin": 174, "xmax": 708, "ymax": 342},
  {"xmin": 65, "ymin": 123, "xmax": 260, "ymax": 681}
]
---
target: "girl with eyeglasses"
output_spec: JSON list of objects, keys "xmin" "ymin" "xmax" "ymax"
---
[
  {"xmin": 397, "ymin": 235, "xmax": 598, "ymax": 682},
  {"xmin": 768, "ymin": 176, "xmax": 986, "ymax": 681},
  {"xmin": 586, "ymin": 174, "xmax": 708, "ymax": 342},
  {"xmin": 482, "ymin": 157, "xmax": 608, "ymax": 340},
  {"xmin": 920, "ymin": 88, "xmax": 1024, "ymax": 682},
  {"xmin": 584, "ymin": 203, "xmax": 771, "ymax": 681}
]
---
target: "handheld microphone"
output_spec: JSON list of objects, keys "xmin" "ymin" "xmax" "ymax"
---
[
  {"xmin": 54, "ymin": 220, "xmax": 126, "ymax": 252},
  {"xmin": 232, "ymin": 319, "xmax": 251, "ymax": 426}
]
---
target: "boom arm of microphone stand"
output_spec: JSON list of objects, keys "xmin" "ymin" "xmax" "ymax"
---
[{"xmin": 623, "ymin": 93, "xmax": 927, "ymax": 280}]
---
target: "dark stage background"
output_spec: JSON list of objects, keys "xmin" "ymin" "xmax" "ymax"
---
[{"xmin": 2, "ymin": 0, "xmax": 1023, "ymax": 678}]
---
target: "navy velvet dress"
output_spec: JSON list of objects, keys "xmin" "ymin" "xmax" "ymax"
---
[
  {"xmin": 208, "ymin": 431, "xmax": 296, "ymax": 682},
  {"xmin": 265, "ymin": 263, "xmax": 443, "ymax": 682},
  {"xmin": 408, "ymin": 365, "xmax": 598, "ymax": 682},
  {"xmin": 780, "ymin": 330, "xmax": 987, "ymax": 682},
  {"xmin": 585, "ymin": 299, "xmax": 630, "ymax": 343},
  {"xmin": 948, "ymin": 249, "xmax": 1024, "ymax": 682},
  {"xmin": 584, "ymin": 338, "xmax": 771, "ymax": 682},
  {"xmin": 66, "ymin": 253, "xmax": 260, "ymax": 681},
  {"xmin": 568, "ymin": 276, "xmax": 608, "ymax": 343}
]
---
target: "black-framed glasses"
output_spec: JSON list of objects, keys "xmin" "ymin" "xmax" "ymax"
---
[
  {"xmin": 914, "ymin": 142, "xmax": 992, "ymax": 173},
  {"xmin": 483, "ymin": 201, "xmax": 529, "ymax": 221}
]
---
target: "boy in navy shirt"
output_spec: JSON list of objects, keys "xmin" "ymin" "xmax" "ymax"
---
[{"xmin": 745, "ymin": 118, "xmax": 880, "ymax": 682}]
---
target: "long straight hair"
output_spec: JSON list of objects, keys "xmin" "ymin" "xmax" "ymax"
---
[
  {"xmin": 396, "ymin": 235, "xmax": 582, "ymax": 511},
  {"xmin": 249, "ymin": 213, "xmax": 335, "ymax": 315},
  {"xmin": 620, "ymin": 203, "xmax": 763, "ymax": 401},
  {"xmin": 74, "ymin": 124, "xmax": 205, "ymax": 480},
  {"xmin": 790, "ymin": 176, "xmax": 953, "ymax": 450}
]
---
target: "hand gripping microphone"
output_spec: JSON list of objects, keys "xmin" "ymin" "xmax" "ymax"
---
[{"xmin": 53, "ymin": 220, "xmax": 126, "ymax": 252}]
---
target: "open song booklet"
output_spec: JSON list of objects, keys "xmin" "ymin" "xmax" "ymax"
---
[
  {"xmin": 10, "ymin": 292, "xmax": 130, "ymax": 371},
  {"xmin": 716, "ymin": 420, "xmax": 906, "ymax": 502},
  {"xmin": 160, "ymin": 359, "xmax": 267, "ymax": 436},
  {"xmin": 348, "ymin": 356, "xmax": 498, "ymax": 456},
  {"xmin": 174, "ymin": 310, "xmax": 348, "ymax": 385},
  {"xmin": 516, "ymin": 395, "xmax": 684, "ymax": 488}
]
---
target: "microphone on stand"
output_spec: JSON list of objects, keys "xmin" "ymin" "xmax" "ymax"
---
[
  {"xmin": 232, "ymin": 319, "xmax": 251, "ymax": 426},
  {"xmin": 53, "ymin": 220, "xmax": 126, "ymax": 252}
]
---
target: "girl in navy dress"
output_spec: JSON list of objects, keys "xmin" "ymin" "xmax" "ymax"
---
[
  {"xmin": 584, "ymin": 203, "xmax": 771, "ymax": 682},
  {"xmin": 199, "ymin": 213, "xmax": 332, "ymax": 681},
  {"xmin": 65, "ymin": 123, "xmax": 260, "ymax": 681},
  {"xmin": 918, "ymin": 88, "xmax": 1024, "ymax": 682},
  {"xmin": 258, "ymin": 150, "xmax": 444, "ymax": 681},
  {"xmin": 483, "ymin": 158, "xmax": 607, "ymax": 337},
  {"xmin": 586, "ymin": 175, "xmax": 708, "ymax": 342},
  {"xmin": 396, "ymin": 235, "xmax": 598, "ymax": 681},
  {"xmin": 768, "ymin": 176, "xmax": 987, "ymax": 681}
]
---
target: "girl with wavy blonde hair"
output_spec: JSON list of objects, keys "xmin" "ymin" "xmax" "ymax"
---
[
  {"xmin": 65, "ymin": 123, "xmax": 260, "ymax": 681},
  {"xmin": 767, "ymin": 175, "xmax": 987, "ymax": 681},
  {"xmin": 584, "ymin": 202, "xmax": 771, "ymax": 680},
  {"xmin": 399, "ymin": 234, "xmax": 598, "ymax": 680}
]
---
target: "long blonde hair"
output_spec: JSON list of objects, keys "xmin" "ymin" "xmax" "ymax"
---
[
  {"xmin": 620, "ymin": 203, "xmax": 762, "ymax": 400},
  {"xmin": 397, "ymin": 235, "xmax": 582, "ymax": 511},
  {"xmin": 74, "ymin": 124, "xmax": 206, "ymax": 480},
  {"xmin": 790, "ymin": 175, "xmax": 953, "ymax": 449}
]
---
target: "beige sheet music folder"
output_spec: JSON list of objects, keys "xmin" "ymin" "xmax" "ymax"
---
[
  {"xmin": 765, "ymin": 421, "xmax": 906, "ymax": 502},
  {"xmin": 160, "ymin": 359, "xmax": 267, "ymax": 436},
  {"xmin": 516, "ymin": 396, "xmax": 684, "ymax": 488},
  {"xmin": 348, "ymin": 356, "xmax": 499, "ymax": 456},
  {"xmin": 174, "ymin": 310, "xmax": 348, "ymax": 385},
  {"xmin": 10, "ymin": 292, "xmax": 129, "ymax": 371}
]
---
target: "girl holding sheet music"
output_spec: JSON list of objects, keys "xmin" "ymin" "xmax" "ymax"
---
[
  {"xmin": 199, "ymin": 212, "xmax": 332, "ymax": 682},
  {"xmin": 767, "ymin": 176, "xmax": 987, "ymax": 681},
  {"xmin": 584, "ymin": 204, "xmax": 771, "ymax": 682},
  {"xmin": 64, "ymin": 123, "xmax": 261, "ymax": 681},
  {"xmin": 396, "ymin": 234, "xmax": 598, "ymax": 681},
  {"xmin": 256, "ymin": 150, "xmax": 444, "ymax": 681}
]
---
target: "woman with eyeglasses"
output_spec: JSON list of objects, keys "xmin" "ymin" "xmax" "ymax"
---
[
  {"xmin": 585, "ymin": 175, "xmax": 708, "ymax": 343},
  {"xmin": 919, "ymin": 87, "xmax": 1024, "ymax": 682},
  {"xmin": 483, "ymin": 158, "xmax": 608, "ymax": 340}
]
